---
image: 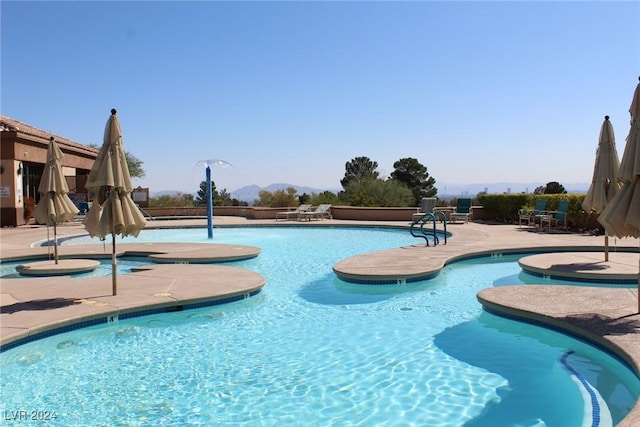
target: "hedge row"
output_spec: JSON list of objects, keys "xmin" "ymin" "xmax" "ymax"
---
[{"xmin": 475, "ymin": 193, "xmax": 596, "ymax": 229}]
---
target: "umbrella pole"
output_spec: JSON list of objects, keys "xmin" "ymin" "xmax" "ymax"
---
[
  {"xmin": 53, "ymin": 222, "xmax": 59, "ymax": 264},
  {"xmin": 604, "ymin": 235, "xmax": 609, "ymax": 262},
  {"xmin": 46, "ymin": 225, "xmax": 52, "ymax": 260},
  {"xmin": 112, "ymin": 233, "xmax": 117, "ymax": 296}
]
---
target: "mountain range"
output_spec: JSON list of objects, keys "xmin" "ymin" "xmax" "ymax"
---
[
  {"xmin": 152, "ymin": 181, "xmax": 590, "ymax": 203},
  {"xmin": 230, "ymin": 183, "xmax": 341, "ymax": 203}
]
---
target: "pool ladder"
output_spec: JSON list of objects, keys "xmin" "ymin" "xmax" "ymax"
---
[{"xmin": 410, "ymin": 212, "xmax": 447, "ymax": 246}]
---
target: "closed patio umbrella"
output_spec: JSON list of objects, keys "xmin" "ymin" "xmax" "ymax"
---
[
  {"xmin": 581, "ymin": 116, "xmax": 620, "ymax": 261},
  {"xmin": 83, "ymin": 109, "xmax": 146, "ymax": 295},
  {"xmin": 32, "ymin": 136, "xmax": 79, "ymax": 264},
  {"xmin": 599, "ymin": 77, "xmax": 640, "ymax": 311}
]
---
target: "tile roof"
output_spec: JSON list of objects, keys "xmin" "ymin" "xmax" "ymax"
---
[{"xmin": 0, "ymin": 115, "xmax": 98, "ymax": 155}]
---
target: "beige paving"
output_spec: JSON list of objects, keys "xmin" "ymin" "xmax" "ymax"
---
[
  {"xmin": 15, "ymin": 258, "xmax": 101, "ymax": 276},
  {"xmin": 519, "ymin": 251, "xmax": 639, "ymax": 282},
  {"xmin": 334, "ymin": 222, "xmax": 639, "ymax": 282},
  {"xmin": 1, "ymin": 217, "xmax": 639, "ymax": 425}
]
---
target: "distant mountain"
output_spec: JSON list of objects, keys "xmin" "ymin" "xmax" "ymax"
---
[
  {"xmin": 232, "ymin": 183, "xmax": 337, "ymax": 203},
  {"xmin": 230, "ymin": 185, "xmax": 260, "ymax": 203},
  {"xmin": 436, "ymin": 182, "xmax": 590, "ymax": 197}
]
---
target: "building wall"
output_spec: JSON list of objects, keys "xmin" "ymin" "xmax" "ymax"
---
[
  {"xmin": 0, "ymin": 122, "xmax": 98, "ymax": 227},
  {"xmin": 0, "ymin": 159, "xmax": 23, "ymax": 226}
]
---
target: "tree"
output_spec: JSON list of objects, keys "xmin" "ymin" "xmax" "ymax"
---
[
  {"xmin": 298, "ymin": 193, "xmax": 311, "ymax": 205},
  {"xmin": 308, "ymin": 191, "xmax": 340, "ymax": 206},
  {"xmin": 195, "ymin": 182, "xmax": 240, "ymax": 206},
  {"xmin": 340, "ymin": 156, "xmax": 379, "ymax": 189},
  {"xmin": 217, "ymin": 189, "xmax": 232, "ymax": 206},
  {"xmin": 543, "ymin": 181, "xmax": 567, "ymax": 194},
  {"xmin": 389, "ymin": 157, "xmax": 437, "ymax": 206},
  {"xmin": 231, "ymin": 196, "xmax": 248, "ymax": 207},
  {"xmin": 195, "ymin": 181, "xmax": 218, "ymax": 206},
  {"xmin": 124, "ymin": 151, "xmax": 145, "ymax": 179},
  {"xmin": 150, "ymin": 193, "xmax": 195, "ymax": 208},
  {"xmin": 88, "ymin": 144, "xmax": 145, "ymax": 179},
  {"xmin": 255, "ymin": 186, "xmax": 298, "ymax": 207},
  {"xmin": 343, "ymin": 178, "xmax": 413, "ymax": 207}
]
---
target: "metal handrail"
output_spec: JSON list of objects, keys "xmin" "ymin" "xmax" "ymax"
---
[
  {"xmin": 410, "ymin": 212, "xmax": 447, "ymax": 246},
  {"xmin": 137, "ymin": 204, "xmax": 155, "ymax": 221}
]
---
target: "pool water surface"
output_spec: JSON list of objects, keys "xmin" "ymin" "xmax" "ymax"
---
[{"xmin": 0, "ymin": 227, "xmax": 638, "ymax": 426}]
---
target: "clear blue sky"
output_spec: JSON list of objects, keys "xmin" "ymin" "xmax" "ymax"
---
[{"xmin": 2, "ymin": 1, "xmax": 639, "ymax": 195}]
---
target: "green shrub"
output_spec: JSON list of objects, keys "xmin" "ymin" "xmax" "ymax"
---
[
  {"xmin": 308, "ymin": 191, "xmax": 340, "ymax": 206},
  {"xmin": 343, "ymin": 178, "xmax": 413, "ymax": 207},
  {"xmin": 476, "ymin": 193, "xmax": 588, "ymax": 228},
  {"xmin": 477, "ymin": 194, "xmax": 528, "ymax": 222}
]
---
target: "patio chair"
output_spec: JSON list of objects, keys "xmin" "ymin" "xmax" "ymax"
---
[
  {"xmin": 412, "ymin": 197, "xmax": 437, "ymax": 222},
  {"xmin": 298, "ymin": 204, "xmax": 332, "ymax": 221},
  {"xmin": 78, "ymin": 202, "xmax": 89, "ymax": 215},
  {"xmin": 450, "ymin": 198, "xmax": 473, "ymax": 223},
  {"xmin": 276, "ymin": 204, "xmax": 312, "ymax": 221},
  {"xmin": 540, "ymin": 200, "xmax": 570, "ymax": 232},
  {"xmin": 518, "ymin": 199, "xmax": 547, "ymax": 228}
]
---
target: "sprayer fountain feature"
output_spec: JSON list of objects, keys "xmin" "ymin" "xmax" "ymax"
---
[{"xmin": 196, "ymin": 159, "xmax": 233, "ymax": 239}]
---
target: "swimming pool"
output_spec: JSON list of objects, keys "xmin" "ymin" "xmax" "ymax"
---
[{"xmin": 1, "ymin": 227, "xmax": 637, "ymax": 426}]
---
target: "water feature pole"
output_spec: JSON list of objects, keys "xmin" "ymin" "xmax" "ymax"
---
[
  {"xmin": 206, "ymin": 165, "xmax": 213, "ymax": 239},
  {"xmin": 197, "ymin": 159, "xmax": 233, "ymax": 240}
]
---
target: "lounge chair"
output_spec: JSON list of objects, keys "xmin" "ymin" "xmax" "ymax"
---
[
  {"xmin": 540, "ymin": 200, "xmax": 569, "ymax": 232},
  {"xmin": 412, "ymin": 197, "xmax": 437, "ymax": 222},
  {"xmin": 450, "ymin": 198, "xmax": 473, "ymax": 223},
  {"xmin": 276, "ymin": 204, "xmax": 312, "ymax": 221},
  {"xmin": 298, "ymin": 204, "xmax": 332, "ymax": 221},
  {"xmin": 518, "ymin": 199, "xmax": 547, "ymax": 228}
]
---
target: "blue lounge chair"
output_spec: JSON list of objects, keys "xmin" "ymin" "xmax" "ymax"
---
[
  {"xmin": 450, "ymin": 198, "xmax": 472, "ymax": 223},
  {"xmin": 540, "ymin": 200, "xmax": 570, "ymax": 232},
  {"xmin": 518, "ymin": 199, "xmax": 547, "ymax": 228}
]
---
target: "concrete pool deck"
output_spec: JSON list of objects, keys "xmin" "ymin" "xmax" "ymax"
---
[{"xmin": 1, "ymin": 217, "xmax": 639, "ymax": 425}]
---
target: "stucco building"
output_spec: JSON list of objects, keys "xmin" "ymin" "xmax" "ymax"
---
[{"xmin": 0, "ymin": 116, "xmax": 98, "ymax": 227}]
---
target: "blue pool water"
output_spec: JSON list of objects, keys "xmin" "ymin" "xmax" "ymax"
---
[{"xmin": 0, "ymin": 227, "xmax": 638, "ymax": 426}]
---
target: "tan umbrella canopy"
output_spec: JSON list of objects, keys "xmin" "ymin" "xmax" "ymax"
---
[
  {"xmin": 33, "ymin": 136, "xmax": 79, "ymax": 264},
  {"xmin": 599, "ymin": 77, "xmax": 640, "ymax": 311},
  {"xmin": 83, "ymin": 109, "xmax": 146, "ymax": 295},
  {"xmin": 581, "ymin": 116, "xmax": 620, "ymax": 261}
]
